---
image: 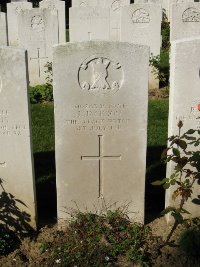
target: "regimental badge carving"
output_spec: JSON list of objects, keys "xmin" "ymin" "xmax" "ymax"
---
[
  {"xmin": 132, "ymin": 8, "xmax": 150, "ymax": 23},
  {"xmin": 78, "ymin": 56, "xmax": 124, "ymax": 95},
  {"xmin": 111, "ymin": 0, "xmax": 121, "ymax": 11},
  {"xmin": 31, "ymin": 15, "xmax": 45, "ymax": 32},
  {"xmin": 182, "ymin": 8, "xmax": 200, "ymax": 22},
  {"xmin": 15, "ymin": 6, "xmax": 22, "ymax": 14},
  {"xmin": 80, "ymin": 0, "xmax": 87, "ymax": 6}
]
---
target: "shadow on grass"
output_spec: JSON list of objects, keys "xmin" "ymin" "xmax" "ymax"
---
[
  {"xmin": 145, "ymin": 145, "xmax": 167, "ymax": 224},
  {"xmin": 34, "ymin": 151, "xmax": 57, "ymax": 226}
]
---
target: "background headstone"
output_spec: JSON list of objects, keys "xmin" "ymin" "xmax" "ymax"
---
[
  {"xmin": 69, "ymin": 7, "xmax": 110, "ymax": 42},
  {"xmin": 167, "ymin": 0, "xmax": 194, "ymax": 21},
  {"xmin": 0, "ymin": 46, "xmax": 37, "ymax": 230},
  {"xmin": 39, "ymin": 0, "xmax": 66, "ymax": 43},
  {"xmin": 170, "ymin": 2, "xmax": 200, "ymax": 41},
  {"xmin": 166, "ymin": 37, "xmax": 200, "ymax": 222},
  {"xmin": 7, "ymin": 1, "xmax": 32, "ymax": 46},
  {"xmin": 0, "ymin": 7, "xmax": 8, "ymax": 45},
  {"xmin": 120, "ymin": 3, "xmax": 162, "ymax": 89},
  {"xmin": 53, "ymin": 41, "xmax": 149, "ymax": 225},
  {"xmin": 105, "ymin": 0, "xmax": 130, "ymax": 41},
  {"xmin": 17, "ymin": 8, "xmax": 59, "ymax": 85},
  {"xmin": 72, "ymin": 0, "xmax": 130, "ymax": 41}
]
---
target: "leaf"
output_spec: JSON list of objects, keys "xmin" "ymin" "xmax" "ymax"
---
[
  {"xmin": 186, "ymin": 129, "xmax": 196, "ymax": 135},
  {"xmin": 172, "ymin": 148, "xmax": 180, "ymax": 157},
  {"xmin": 161, "ymin": 206, "xmax": 176, "ymax": 216},
  {"xmin": 161, "ymin": 148, "xmax": 169, "ymax": 160},
  {"xmin": 151, "ymin": 180, "xmax": 164, "ymax": 186},
  {"xmin": 170, "ymin": 179, "xmax": 176, "ymax": 185},
  {"xmin": 151, "ymin": 178, "xmax": 169, "ymax": 186},
  {"xmin": 163, "ymin": 183, "xmax": 170, "ymax": 189},
  {"xmin": 177, "ymin": 140, "xmax": 187, "ymax": 150}
]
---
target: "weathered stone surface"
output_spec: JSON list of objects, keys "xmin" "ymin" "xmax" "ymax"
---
[
  {"xmin": 170, "ymin": 2, "xmax": 200, "ymax": 41},
  {"xmin": 53, "ymin": 41, "xmax": 149, "ymax": 225},
  {"xmin": 69, "ymin": 7, "xmax": 110, "ymax": 41},
  {"xmin": 7, "ymin": 1, "xmax": 32, "ymax": 46},
  {"xmin": 120, "ymin": 3, "xmax": 162, "ymax": 89},
  {"xmin": 17, "ymin": 8, "xmax": 59, "ymax": 85},
  {"xmin": 166, "ymin": 37, "xmax": 200, "ymax": 223},
  {"xmin": 39, "ymin": 0, "xmax": 66, "ymax": 43},
  {"xmin": 0, "ymin": 11, "xmax": 7, "ymax": 45},
  {"xmin": 167, "ymin": 0, "xmax": 194, "ymax": 21},
  {"xmin": 0, "ymin": 46, "xmax": 37, "ymax": 230},
  {"xmin": 106, "ymin": 0, "xmax": 130, "ymax": 41},
  {"xmin": 71, "ymin": 0, "xmax": 130, "ymax": 41}
]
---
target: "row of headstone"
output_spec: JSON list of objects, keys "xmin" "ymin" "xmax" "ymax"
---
[
  {"xmin": 2, "ymin": 35, "xmax": 200, "ymax": 228},
  {"xmin": 69, "ymin": 2, "xmax": 162, "ymax": 89},
  {"xmin": 5, "ymin": 0, "xmax": 66, "ymax": 85}
]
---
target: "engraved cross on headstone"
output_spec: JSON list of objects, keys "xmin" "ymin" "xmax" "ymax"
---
[
  {"xmin": 81, "ymin": 135, "xmax": 121, "ymax": 198},
  {"xmin": 30, "ymin": 48, "xmax": 48, "ymax": 78}
]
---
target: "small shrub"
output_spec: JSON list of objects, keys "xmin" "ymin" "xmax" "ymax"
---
[
  {"xmin": 179, "ymin": 227, "xmax": 200, "ymax": 258},
  {"xmin": 0, "ymin": 227, "xmax": 17, "ymax": 255},
  {"xmin": 29, "ymin": 84, "xmax": 53, "ymax": 104},
  {"xmin": 150, "ymin": 50, "xmax": 169, "ymax": 88},
  {"xmin": 53, "ymin": 207, "xmax": 152, "ymax": 266}
]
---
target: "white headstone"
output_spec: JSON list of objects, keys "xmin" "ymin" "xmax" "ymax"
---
[
  {"xmin": 170, "ymin": 2, "xmax": 200, "ymax": 41},
  {"xmin": 17, "ymin": 8, "xmax": 59, "ymax": 85},
  {"xmin": 105, "ymin": 0, "xmax": 130, "ymax": 41},
  {"xmin": 69, "ymin": 7, "xmax": 110, "ymax": 42},
  {"xmin": 39, "ymin": 0, "xmax": 66, "ymax": 43},
  {"xmin": 0, "ymin": 10, "xmax": 7, "ymax": 45},
  {"xmin": 7, "ymin": 1, "xmax": 32, "ymax": 46},
  {"xmin": 0, "ymin": 46, "xmax": 37, "ymax": 230},
  {"xmin": 120, "ymin": 3, "xmax": 162, "ymax": 89},
  {"xmin": 166, "ymin": 37, "xmax": 200, "ymax": 222},
  {"xmin": 53, "ymin": 41, "xmax": 149, "ymax": 225},
  {"xmin": 167, "ymin": 0, "xmax": 194, "ymax": 21},
  {"xmin": 72, "ymin": 0, "xmax": 100, "ymax": 6},
  {"xmin": 72, "ymin": 0, "xmax": 130, "ymax": 41}
]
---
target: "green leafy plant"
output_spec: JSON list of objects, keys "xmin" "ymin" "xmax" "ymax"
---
[
  {"xmin": 150, "ymin": 50, "xmax": 169, "ymax": 88},
  {"xmin": 152, "ymin": 121, "xmax": 200, "ymax": 245},
  {"xmin": 29, "ymin": 85, "xmax": 53, "ymax": 104},
  {"xmin": 44, "ymin": 61, "xmax": 53, "ymax": 86},
  {"xmin": 53, "ymin": 206, "xmax": 152, "ymax": 266}
]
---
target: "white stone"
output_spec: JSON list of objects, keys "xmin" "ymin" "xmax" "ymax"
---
[
  {"xmin": 69, "ymin": 7, "xmax": 110, "ymax": 42},
  {"xmin": 170, "ymin": 2, "xmax": 200, "ymax": 41},
  {"xmin": 120, "ymin": 3, "xmax": 162, "ymax": 89},
  {"xmin": 167, "ymin": 0, "xmax": 194, "ymax": 21},
  {"xmin": 72, "ymin": 0, "xmax": 130, "ymax": 41},
  {"xmin": 166, "ymin": 37, "xmax": 200, "ymax": 223},
  {"xmin": 0, "ymin": 11, "xmax": 7, "ymax": 45},
  {"xmin": 105, "ymin": 0, "xmax": 130, "ymax": 41},
  {"xmin": 7, "ymin": 1, "xmax": 32, "ymax": 46},
  {"xmin": 17, "ymin": 8, "xmax": 59, "ymax": 85},
  {"xmin": 53, "ymin": 41, "xmax": 149, "ymax": 225},
  {"xmin": 0, "ymin": 46, "xmax": 37, "ymax": 230},
  {"xmin": 39, "ymin": 0, "xmax": 66, "ymax": 43}
]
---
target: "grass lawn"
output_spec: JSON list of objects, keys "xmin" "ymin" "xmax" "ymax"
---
[{"xmin": 31, "ymin": 99, "xmax": 169, "ymax": 222}]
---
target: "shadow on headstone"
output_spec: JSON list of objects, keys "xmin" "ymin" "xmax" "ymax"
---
[
  {"xmin": 34, "ymin": 151, "xmax": 57, "ymax": 225},
  {"xmin": 0, "ymin": 178, "xmax": 34, "ymax": 234}
]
